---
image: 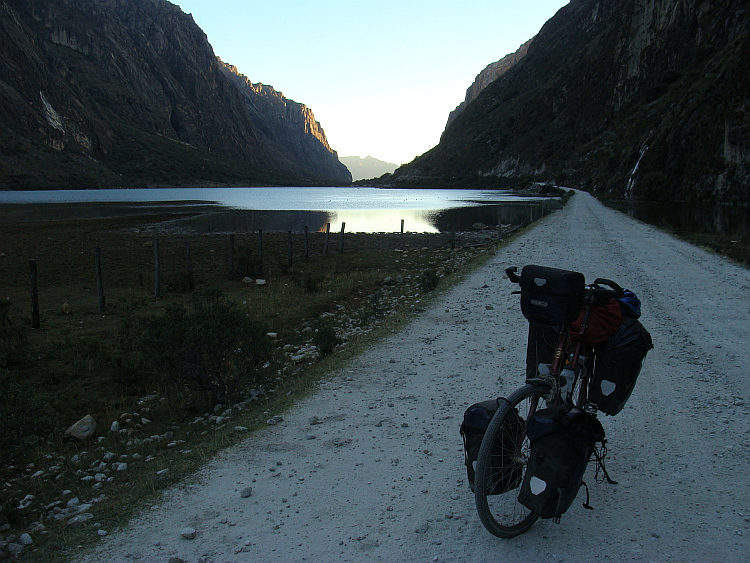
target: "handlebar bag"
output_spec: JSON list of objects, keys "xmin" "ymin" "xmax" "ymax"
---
[
  {"xmin": 460, "ymin": 399, "xmax": 525, "ymax": 495},
  {"xmin": 518, "ymin": 406, "xmax": 604, "ymax": 521},
  {"xmin": 591, "ymin": 316, "xmax": 654, "ymax": 415},
  {"xmin": 520, "ymin": 265, "xmax": 585, "ymax": 325}
]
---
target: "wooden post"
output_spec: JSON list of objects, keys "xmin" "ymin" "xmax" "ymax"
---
[
  {"xmin": 258, "ymin": 229, "xmax": 263, "ymax": 274},
  {"xmin": 323, "ymin": 223, "xmax": 330, "ymax": 255},
  {"xmin": 400, "ymin": 219, "xmax": 405, "ymax": 250},
  {"xmin": 154, "ymin": 237, "xmax": 161, "ymax": 299},
  {"xmin": 95, "ymin": 248, "xmax": 105, "ymax": 312},
  {"xmin": 304, "ymin": 226, "xmax": 309, "ymax": 263},
  {"xmin": 185, "ymin": 240, "xmax": 194, "ymax": 290},
  {"xmin": 287, "ymin": 231, "xmax": 293, "ymax": 267},
  {"xmin": 339, "ymin": 222, "xmax": 346, "ymax": 253},
  {"xmin": 29, "ymin": 260, "xmax": 40, "ymax": 329},
  {"xmin": 228, "ymin": 233, "xmax": 235, "ymax": 280}
]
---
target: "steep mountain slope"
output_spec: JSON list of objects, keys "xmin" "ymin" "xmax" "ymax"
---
[
  {"xmin": 394, "ymin": 0, "xmax": 750, "ymax": 204},
  {"xmin": 0, "ymin": 0, "xmax": 351, "ymax": 189},
  {"xmin": 445, "ymin": 38, "xmax": 532, "ymax": 129}
]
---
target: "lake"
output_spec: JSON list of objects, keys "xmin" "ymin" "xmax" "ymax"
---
[{"xmin": 0, "ymin": 187, "xmax": 557, "ymax": 233}]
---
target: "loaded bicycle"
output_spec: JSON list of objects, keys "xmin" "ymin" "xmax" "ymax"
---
[{"xmin": 462, "ymin": 265, "xmax": 653, "ymax": 538}]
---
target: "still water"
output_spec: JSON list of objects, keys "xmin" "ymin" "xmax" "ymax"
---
[
  {"xmin": 0, "ymin": 187, "xmax": 555, "ymax": 233},
  {"xmin": 607, "ymin": 199, "xmax": 749, "ymax": 236}
]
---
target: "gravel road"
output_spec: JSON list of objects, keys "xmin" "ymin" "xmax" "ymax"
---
[{"xmin": 77, "ymin": 191, "xmax": 750, "ymax": 563}]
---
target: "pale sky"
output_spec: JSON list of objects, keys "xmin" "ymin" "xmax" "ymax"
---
[{"xmin": 172, "ymin": 1, "xmax": 569, "ymax": 166}]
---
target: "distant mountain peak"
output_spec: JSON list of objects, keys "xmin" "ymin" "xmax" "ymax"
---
[{"xmin": 339, "ymin": 156, "xmax": 398, "ymax": 182}]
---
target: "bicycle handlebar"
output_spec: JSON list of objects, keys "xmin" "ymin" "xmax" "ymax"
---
[{"xmin": 505, "ymin": 266, "xmax": 521, "ymax": 284}]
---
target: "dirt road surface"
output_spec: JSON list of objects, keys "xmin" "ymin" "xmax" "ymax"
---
[{"xmin": 77, "ymin": 192, "xmax": 750, "ymax": 563}]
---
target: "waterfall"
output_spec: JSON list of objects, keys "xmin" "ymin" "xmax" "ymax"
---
[{"xmin": 624, "ymin": 144, "xmax": 648, "ymax": 199}]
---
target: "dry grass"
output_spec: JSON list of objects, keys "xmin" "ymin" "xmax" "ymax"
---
[{"xmin": 0, "ymin": 210, "xmax": 513, "ymax": 561}]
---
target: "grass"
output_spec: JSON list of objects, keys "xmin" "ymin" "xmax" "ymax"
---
[{"xmin": 0, "ymin": 210, "xmax": 532, "ymax": 561}]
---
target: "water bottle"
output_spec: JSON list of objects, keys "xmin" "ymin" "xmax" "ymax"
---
[{"xmin": 560, "ymin": 368, "xmax": 575, "ymax": 400}]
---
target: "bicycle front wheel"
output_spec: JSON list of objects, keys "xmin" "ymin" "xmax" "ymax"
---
[{"xmin": 474, "ymin": 383, "xmax": 550, "ymax": 538}]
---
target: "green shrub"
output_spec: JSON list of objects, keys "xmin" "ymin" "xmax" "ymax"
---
[
  {"xmin": 313, "ymin": 319, "xmax": 341, "ymax": 356},
  {"xmin": 129, "ymin": 289, "xmax": 273, "ymax": 410},
  {"xmin": 420, "ymin": 269, "xmax": 440, "ymax": 293}
]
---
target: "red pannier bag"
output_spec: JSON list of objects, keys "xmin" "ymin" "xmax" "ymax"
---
[{"xmin": 570, "ymin": 298, "xmax": 622, "ymax": 349}]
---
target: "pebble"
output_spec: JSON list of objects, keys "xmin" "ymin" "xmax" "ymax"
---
[
  {"xmin": 180, "ymin": 527, "xmax": 197, "ymax": 540},
  {"xmin": 240, "ymin": 487, "xmax": 253, "ymax": 498}
]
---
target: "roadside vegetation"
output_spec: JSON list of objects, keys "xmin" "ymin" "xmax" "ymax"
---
[{"xmin": 0, "ymin": 210, "xmax": 539, "ymax": 561}]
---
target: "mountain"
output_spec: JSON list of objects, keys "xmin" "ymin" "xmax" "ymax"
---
[
  {"xmin": 0, "ymin": 0, "xmax": 351, "ymax": 189},
  {"xmin": 339, "ymin": 156, "xmax": 398, "ymax": 181},
  {"xmin": 445, "ymin": 39, "xmax": 532, "ymax": 130},
  {"xmin": 392, "ymin": 0, "xmax": 750, "ymax": 205}
]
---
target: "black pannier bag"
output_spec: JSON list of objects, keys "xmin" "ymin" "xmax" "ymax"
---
[
  {"xmin": 520, "ymin": 265, "xmax": 585, "ymax": 325},
  {"xmin": 460, "ymin": 399, "xmax": 525, "ymax": 495},
  {"xmin": 518, "ymin": 406, "xmax": 604, "ymax": 521},
  {"xmin": 590, "ymin": 316, "xmax": 654, "ymax": 415}
]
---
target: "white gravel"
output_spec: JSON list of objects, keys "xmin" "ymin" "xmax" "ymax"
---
[{"xmin": 76, "ymin": 191, "xmax": 750, "ymax": 563}]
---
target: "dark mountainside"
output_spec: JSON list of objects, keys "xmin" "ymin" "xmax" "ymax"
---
[
  {"xmin": 393, "ymin": 0, "xmax": 750, "ymax": 204},
  {"xmin": 445, "ymin": 38, "xmax": 532, "ymax": 130},
  {"xmin": 0, "ymin": 0, "xmax": 351, "ymax": 189}
]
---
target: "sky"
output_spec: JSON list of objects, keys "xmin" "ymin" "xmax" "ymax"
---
[{"xmin": 172, "ymin": 1, "xmax": 570, "ymax": 166}]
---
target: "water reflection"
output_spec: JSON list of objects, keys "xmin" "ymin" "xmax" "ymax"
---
[
  {"xmin": 609, "ymin": 200, "xmax": 749, "ymax": 236},
  {"xmin": 156, "ymin": 201, "xmax": 562, "ymax": 234}
]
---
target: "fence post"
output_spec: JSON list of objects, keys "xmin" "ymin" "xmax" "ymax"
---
[
  {"xmin": 339, "ymin": 222, "xmax": 346, "ymax": 253},
  {"xmin": 288, "ymin": 231, "xmax": 293, "ymax": 267},
  {"xmin": 154, "ymin": 237, "xmax": 161, "ymax": 299},
  {"xmin": 228, "ymin": 233, "xmax": 235, "ymax": 280},
  {"xmin": 400, "ymin": 219, "xmax": 405, "ymax": 250},
  {"xmin": 258, "ymin": 229, "xmax": 263, "ymax": 274},
  {"xmin": 95, "ymin": 247, "xmax": 105, "ymax": 312},
  {"xmin": 29, "ymin": 260, "xmax": 40, "ymax": 329},
  {"xmin": 304, "ymin": 226, "xmax": 309, "ymax": 262},
  {"xmin": 323, "ymin": 223, "xmax": 330, "ymax": 255}
]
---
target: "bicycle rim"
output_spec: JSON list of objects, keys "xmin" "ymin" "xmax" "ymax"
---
[{"xmin": 474, "ymin": 383, "xmax": 549, "ymax": 538}]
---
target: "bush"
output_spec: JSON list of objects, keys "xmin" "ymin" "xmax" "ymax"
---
[
  {"xmin": 129, "ymin": 289, "xmax": 273, "ymax": 410},
  {"xmin": 420, "ymin": 269, "xmax": 440, "ymax": 293},
  {"xmin": 313, "ymin": 319, "xmax": 341, "ymax": 356}
]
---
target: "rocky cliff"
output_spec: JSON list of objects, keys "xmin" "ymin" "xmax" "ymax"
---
[
  {"xmin": 445, "ymin": 39, "xmax": 532, "ymax": 130},
  {"xmin": 394, "ymin": 0, "xmax": 750, "ymax": 204},
  {"xmin": 0, "ymin": 0, "xmax": 351, "ymax": 189}
]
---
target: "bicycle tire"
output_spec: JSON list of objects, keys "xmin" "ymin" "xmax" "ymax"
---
[{"xmin": 474, "ymin": 383, "xmax": 550, "ymax": 538}]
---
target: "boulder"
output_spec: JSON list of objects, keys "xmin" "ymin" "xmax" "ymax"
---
[{"xmin": 65, "ymin": 415, "xmax": 97, "ymax": 441}]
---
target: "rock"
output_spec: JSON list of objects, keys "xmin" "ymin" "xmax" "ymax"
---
[
  {"xmin": 65, "ymin": 415, "xmax": 97, "ymax": 441},
  {"xmin": 256, "ymin": 279, "xmax": 267, "ymax": 286},
  {"xmin": 97, "ymin": 529, "xmax": 108, "ymax": 536},
  {"xmin": 18, "ymin": 494, "xmax": 34, "ymax": 509},
  {"xmin": 18, "ymin": 533, "xmax": 32, "ymax": 546},
  {"xmin": 7, "ymin": 543, "xmax": 24, "ymax": 556},
  {"xmin": 62, "ymin": 301, "xmax": 73, "ymax": 314},
  {"xmin": 240, "ymin": 487, "xmax": 253, "ymax": 498},
  {"xmin": 180, "ymin": 527, "xmax": 197, "ymax": 540},
  {"xmin": 68, "ymin": 513, "xmax": 94, "ymax": 527},
  {"xmin": 242, "ymin": 277, "xmax": 253, "ymax": 284}
]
